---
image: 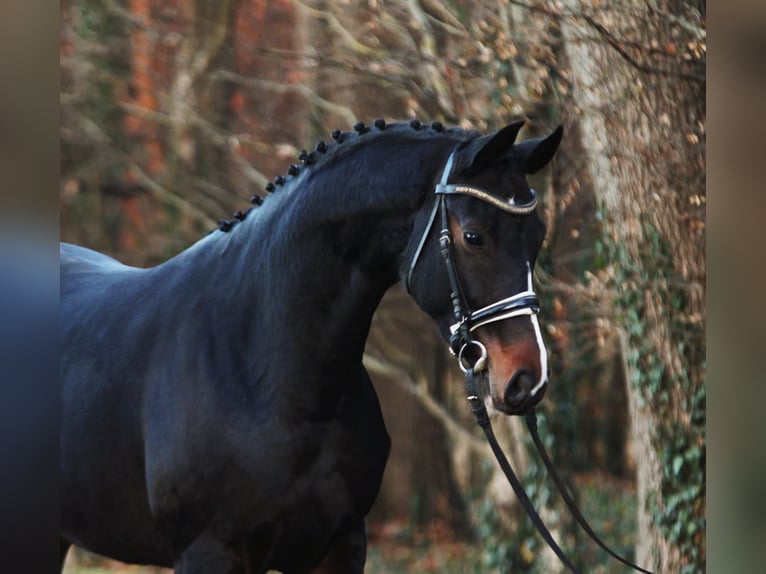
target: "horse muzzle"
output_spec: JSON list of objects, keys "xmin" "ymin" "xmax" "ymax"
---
[
  {"xmin": 475, "ymin": 326, "xmax": 549, "ymax": 416},
  {"xmin": 500, "ymin": 369, "xmax": 548, "ymax": 415}
]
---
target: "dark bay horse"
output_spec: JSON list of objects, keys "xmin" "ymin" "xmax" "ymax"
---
[{"xmin": 60, "ymin": 119, "xmax": 562, "ymax": 573}]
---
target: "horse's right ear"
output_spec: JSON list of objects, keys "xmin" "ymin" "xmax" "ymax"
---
[{"xmin": 514, "ymin": 125, "xmax": 564, "ymax": 174}]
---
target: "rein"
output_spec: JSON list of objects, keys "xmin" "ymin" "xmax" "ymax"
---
[
  {"xmin": 410, "ymin": 150, "xmax": 655, "ymax": 574},
  {"xmin": 464, "ymin": 372, "xmax": 655, "ymax": 574}
]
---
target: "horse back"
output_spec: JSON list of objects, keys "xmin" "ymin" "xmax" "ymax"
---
[{"xmin": 61, "ymin": 242, "xmax": 125, "ymax": 268}]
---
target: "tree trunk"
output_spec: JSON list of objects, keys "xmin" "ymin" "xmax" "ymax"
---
[{"xmin": 559, "ymin": 1, "xmax": 705, "ymax": 571}]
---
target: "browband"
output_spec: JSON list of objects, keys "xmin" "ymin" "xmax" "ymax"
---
[
  {"xmin": 405, "ymin": 150, "xmax": 539, "ymax": 295},
  {"xmin": 435, "ymin": 184, "xmax": 538, "ymax": 214}
]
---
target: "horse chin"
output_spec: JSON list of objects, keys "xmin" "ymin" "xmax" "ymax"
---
[
  {"xmin": 485, "ymin": 399, "xmax": 535, "ymax": 417},
  {"xmin": 490, "ymin": 399, "xmax": 533, "ymax": 416},
  {"xmin": 480, "ymin": 371, "xmax": 513, "ymax": 416}
]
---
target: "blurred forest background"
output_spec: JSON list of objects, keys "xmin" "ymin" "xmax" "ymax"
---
[{"xmin": 60, "ymin": 0, "xmax": 705, "ymax": 573}]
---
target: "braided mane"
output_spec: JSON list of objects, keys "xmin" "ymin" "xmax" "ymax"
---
[{"xmin": 214, "ymin": 119, "xmax": 478, "ymax": 234}]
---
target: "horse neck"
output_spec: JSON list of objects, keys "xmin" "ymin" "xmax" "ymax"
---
[
  {"xmin": 165, "ymin": 133, "xmax": 455, "ymax": 380},
  {"xmin": 252, "ymin": 135, "xmax": 456, "ymax": 364}
]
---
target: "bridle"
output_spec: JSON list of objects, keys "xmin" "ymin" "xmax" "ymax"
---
[
  {"xmin": 405, "ymin": 149, "xmax": 655, "ymax": 574},
  {"xmin": 404, "ymin": 149, "xmax": 541, "ymax": 360}
]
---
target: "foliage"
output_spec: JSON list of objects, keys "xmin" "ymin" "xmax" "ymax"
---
[
  {"xmin": 605, "ymin": 211, "xmax": 706, "ymax": 572},
  {"xmin": 471, "ymin": 447, "xmax": 641, "ymax": 574}
]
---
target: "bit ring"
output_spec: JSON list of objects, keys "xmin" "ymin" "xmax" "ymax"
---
[{"xmin": 458, "ymin": 340, "xmax": 488, "ymax": 373}]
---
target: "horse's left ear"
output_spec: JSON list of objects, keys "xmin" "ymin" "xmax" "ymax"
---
[
  {"xmin": 515, "ymin": 125, "xmax": 564, "ymax": 174},
  {"xmin": 459, "ymin": 120, "xmax": 526, "ymax": 174}
]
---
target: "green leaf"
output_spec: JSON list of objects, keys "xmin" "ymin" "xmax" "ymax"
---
[{"xmin": 673, "ymin": 455, "xmax": 684, "ymax": 476}]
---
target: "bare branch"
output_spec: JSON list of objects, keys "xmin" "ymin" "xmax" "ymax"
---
[
  {"xmin": 210, "ymin": 70, "xmax": 358, "ymax": 126},
  {"xmin": 101, "ymin": 0, "xmax": 151, "ymax": 30},
  {"xmin": 581, "ymin": 13, "xmax": 704, "ymax": 84},
  {"xmin": 363, "ymin": 352, "xmax": 488, "ymax": 454},
  {"xmin": 508, "ymin": 0, "xmax": 705, "ymax": 84},
  {"xmin": 114, "ymin": 151, "xmax": 218, "ymax": 227},
  {"xmin": 420, "ymin": 0, "xmax": 468, "ymax": 36},
  {"xmin": 295, "ymin": 0, "xmax": 382, "ymax": 57}
]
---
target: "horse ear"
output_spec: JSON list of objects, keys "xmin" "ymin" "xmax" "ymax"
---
[
  {"xmin": 460, "ymin": 120, "xmax": 526, "ymax": 173},
  {"xmin": 514, "ymin": 125, "xmax": 564, "ymax": 174}
]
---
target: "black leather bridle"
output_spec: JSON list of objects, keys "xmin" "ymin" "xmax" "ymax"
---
[
  {"xmin": 405, "ymin": 149, "xmax": 542, "ymax": 358},
  {"xmin": 406, "ymin": 149, "xmax": 655, "ymax": 574}
]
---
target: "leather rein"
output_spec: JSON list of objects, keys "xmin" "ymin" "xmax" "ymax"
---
[{"xmin": 406, "ymin": 150, "xmax": 654, "ymax": 574}]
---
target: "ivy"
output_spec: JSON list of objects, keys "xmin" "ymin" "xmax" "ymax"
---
[{"xmin": 602, "ymin": 208, "xmax": 706, "ymax": 572}]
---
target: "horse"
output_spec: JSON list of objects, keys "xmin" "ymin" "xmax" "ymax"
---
[{"xmin": 60, "ymin": 118, "xmax": 563, "ymax": 574}]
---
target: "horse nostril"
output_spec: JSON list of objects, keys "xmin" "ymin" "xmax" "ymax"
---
[{"xmin": 504, "ymin": 369, "xmax": 536, "ymax": 408}]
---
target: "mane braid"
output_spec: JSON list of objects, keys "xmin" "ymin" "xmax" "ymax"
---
[{"xmin": 213, "ymin": 119, "xmax": 476, "ymax": 235}]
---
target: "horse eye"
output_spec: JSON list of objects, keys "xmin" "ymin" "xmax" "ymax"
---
[{"xmin": 463, "ymin": 231, "xmax": 483, "ymax": 247}]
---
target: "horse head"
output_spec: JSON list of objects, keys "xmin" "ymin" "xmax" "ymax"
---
[{"xmin": 405, "ymin": 120, "xmax": 563, "ymax": 416}]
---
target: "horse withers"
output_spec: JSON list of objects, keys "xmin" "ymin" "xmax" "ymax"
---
[{"xmin": 60, "ymin": 119, "xmax": 562, "ymax": 573}]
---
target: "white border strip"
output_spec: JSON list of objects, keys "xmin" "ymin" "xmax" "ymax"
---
[{"xmin": 526, "ymin": 263, "xmax": 548, "ymax": 396}]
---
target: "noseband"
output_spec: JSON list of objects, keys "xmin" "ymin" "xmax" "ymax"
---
[{"xmin": 405, "ymin": 149, "xmax": 540, "ymax": 358}]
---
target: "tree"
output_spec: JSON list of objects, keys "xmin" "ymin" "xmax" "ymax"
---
[{"xmin": 557, "ymin": 1, "xmax": 706, "ymax": 571}]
